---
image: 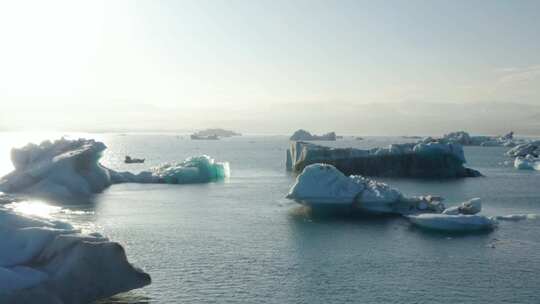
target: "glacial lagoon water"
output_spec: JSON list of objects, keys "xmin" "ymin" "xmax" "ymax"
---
[{"xmin": 1, "ymin": 133, "xmax": 539, "ymax": 304}]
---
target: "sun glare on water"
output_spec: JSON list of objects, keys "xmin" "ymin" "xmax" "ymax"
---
[{"xmin": 6, "ymin": 200, "xmax": 62, "ymax": 218}]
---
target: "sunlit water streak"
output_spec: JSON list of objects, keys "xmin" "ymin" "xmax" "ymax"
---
[{"xmin": 5, "ymin": 200, "xmax": 62, "ymax": 218}]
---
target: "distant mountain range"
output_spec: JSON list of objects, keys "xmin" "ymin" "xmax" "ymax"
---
[{"xmin": 1, "ymin": 101, "xmax": 539, "ymax": 136}]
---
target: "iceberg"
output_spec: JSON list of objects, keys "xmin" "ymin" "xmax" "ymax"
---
[
  {"xmin": 286, "ymin": 164, "xmax": 445, "ymax": 215},
  {"xmin": 0, "ymin": 206, "xmax": 150, "ymax": 304},
  {"xmin": 286, "ymin": 141, "xmax": 481, "ymax": 178},
  {"xmin": 289, "ymin": 129, "xmax": 337, "ymax": 141},
  {"xmin": 514, "ymin": 155, "xmax": 540, "ymax": 171},
  {"xmin": 407, "ymin": 214, "xmax": 497, "ymax": 232},
  {"xmin": 0, "ymin": 138, "xmax": 230, "ymax": 198}
]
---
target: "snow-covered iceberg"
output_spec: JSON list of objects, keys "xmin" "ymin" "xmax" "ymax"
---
[
  {"xmin": 286, "ymin": 141, "xmax": 481, "ymax": 178},
  {"xmin": 0, "ymin": 138, "xmax": 230, "ymax": 198},
  {"xmin": 0, "ymin": 206, "xmax": 150, "ymax": 304},
  {"xmin": 407, "ymin": 214, "xmax": 497, "ymax": 232},
  {"xmin": 286, "ymin": 164, "xmax": 445, "ymax": 215},
  {"xmin": 514, "ymin": 155, "xmax": 540, "ymax": 171},
  {"xmin": 289, "ymin": 129, "xmax": 337, "ymax": 141}
]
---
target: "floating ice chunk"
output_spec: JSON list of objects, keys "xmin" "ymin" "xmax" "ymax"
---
[
  {"xmin": 408, "ymin": 214, "xmax": 496, "ymax": 232},
  {"xmin": 287, "ymin": 164, "xmax": 444, "ymax": 215},
  {"xmin": 514, "ymin": 155, "xmax": 540, "ymax": 171},
  {"xmin": 494, "ymin": 214, "xmax": 539, "ymax": 221},
  {"xmin": 152, "ymin": 156, "xmax": 230, "ymax": 184},
  {"xmin": 286, "ymin": 164, "xmax": 365, "ymax": 205},
  {"xmin": 0, "ymin": 207, "xmax": 150, "ymax": 303},
  {"xmin": 442, "ymin": 198, "xmax": 481, "ymax": 215}
]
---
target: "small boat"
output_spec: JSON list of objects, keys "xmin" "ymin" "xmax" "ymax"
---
[{"xmin": 125, "ymin": 156, "xmax": 145, "ymax": 164}]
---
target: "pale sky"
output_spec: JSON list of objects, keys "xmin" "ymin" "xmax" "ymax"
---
[{"xmin": 0, "ymin": 0, "xmax": 539, "ymax": 135}]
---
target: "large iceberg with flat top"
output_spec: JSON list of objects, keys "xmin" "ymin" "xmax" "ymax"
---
[
  {"xmin": 286, "ymin": 141, "xmax": 480, "ymax": 178},
  {"xmin": 0, "ymin": 138, "xmax": 230, "ymax": 198},
  {"xmin": 0, "ymin": 205, "xmax": 150, "ymax": 304},
  {"xmin": 286, "ymin": 164, "xmax": 445, "ymax": 215}
]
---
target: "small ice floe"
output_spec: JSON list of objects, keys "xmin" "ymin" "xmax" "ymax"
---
[{"xmin": 407, "ymin": 214, "xmax": 497, "ymax": 232}]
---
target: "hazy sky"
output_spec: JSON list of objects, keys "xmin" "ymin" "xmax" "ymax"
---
[{"xmin": 1, "ymin": 0, "xmax": 539, "ymax": 135}]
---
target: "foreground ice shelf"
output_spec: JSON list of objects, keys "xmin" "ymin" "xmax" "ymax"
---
[{"xmin": 0, "ymin": 204, "xmax": 150, "ymax": 304}]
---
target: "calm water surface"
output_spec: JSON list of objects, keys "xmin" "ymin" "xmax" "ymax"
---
[{"xmin": 1, "ymin": 133, "xmax": 539, "ymax": 304}]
